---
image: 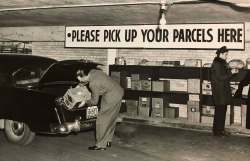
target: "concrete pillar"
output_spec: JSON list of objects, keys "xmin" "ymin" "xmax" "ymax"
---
[{"xmin": 107, "ymin": 49, "xmax": 117, "ymax": 74}]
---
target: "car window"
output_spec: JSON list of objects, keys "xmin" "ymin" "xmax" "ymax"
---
[{"xmin": 12, "ymin": 67, "xmax": 42, "ymax": 86}]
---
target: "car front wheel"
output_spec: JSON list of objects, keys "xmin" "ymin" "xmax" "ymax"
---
[{"xmin": 4, "ymin": 120, "xmax": 35, "ymax": 145}]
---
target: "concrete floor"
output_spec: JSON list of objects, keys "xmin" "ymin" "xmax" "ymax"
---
[{"xmin": 0, "ymin": 123, "xmax": 250, "ymax": 161}]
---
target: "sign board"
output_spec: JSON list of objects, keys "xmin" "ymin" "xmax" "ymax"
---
[{"xmin": 65, "ymin": 23, "xmax": 244, "ymax": 50}]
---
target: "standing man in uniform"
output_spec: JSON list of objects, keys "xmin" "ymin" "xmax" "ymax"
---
[
  {"xmin": 211, "ymin": 46, "xmax": 238, "ymax": 137},
  {"xmin": 76, "ymin": 68, "xmax": 124, "ymax": 150}
]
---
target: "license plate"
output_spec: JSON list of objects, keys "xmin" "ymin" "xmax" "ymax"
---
[{"xmin": 86, "ymin": 106, "xmax": 98, "ymax": 119}]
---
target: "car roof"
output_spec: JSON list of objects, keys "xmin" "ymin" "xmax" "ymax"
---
[
  {"xmin": 0, "ymin": 54, "xmax": 57, "ymax": 72},
  {"xmin": 56, "ymin": 59, "xmax": 103, "ymax": 67}
]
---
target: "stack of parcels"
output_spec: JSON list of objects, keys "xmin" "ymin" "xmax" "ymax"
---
[
  {"xmin": 232, "ymin": 105, "xmax": 242, "ymax": 126},
  {"xmin": 131, "ymin": 74, "xmax": 141, "ymax": 90},
  {"xmin": 125, "ymin": 100, "xmax": 138, "ymax": 117},
  {"xmin": 187, "ymin": 79, "xmax": 200, "ymax": 94},
  {"xmin": 161, "ymin": 60, "xmax": 181, "ymax": 67},
  {"xmin": 201, "ymin": 105, "xmax": 230, "ymax": 125},
  {"xmin": 152, "ymin": 80, "xmax": 170, "ymax": 92},
  {"xmin": 141, "ymin": 79, "xmax": 152, "ymax": 91},
  {"xmin": 183, "ymin": 59, "xmax": 202, "ymax": 67},
  {"xmin": 165, "ymin": 107, "xmax": 179, "ymax": 119},
  {"xmin": 138, "ymin": 97, "xmax": 151, "ymax": 117},
  {"xmin": 201, "ymin": 105, "xmax": 215, "ymax": 125},
  {"xmin": 166, "ymin": 79, "xmax": 188, "ymax": 92},
  {"xmin": 168, "ymin": 103, "xmax": 187, "ymax": 119},
  {"xmin": 151, "ymin": 98, "xmax": 164, "ymax": 118},
  {"xmin": 187, "ymin": 101, "xmax": 200, "ymax": 123},
  {"xmin": 130, "ymin": 73, "xmax": 152, "ymax": 91}
]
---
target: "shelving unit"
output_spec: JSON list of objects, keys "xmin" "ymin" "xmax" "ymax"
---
[{"xmin": 110, "ymin": 65, "xmax": 249, "ymax": 129}]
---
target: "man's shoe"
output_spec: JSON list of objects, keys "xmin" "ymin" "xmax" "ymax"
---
[
  {"xmin": 107, "ymin": 142, "xmax": 112, "ymax": 148},
  {"xmin": 88, "ymin": 146, "xmax": 106, "ymax": 151}
]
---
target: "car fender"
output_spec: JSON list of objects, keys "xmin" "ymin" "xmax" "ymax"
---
[{"xmin": 0, "ymin": 86, "xmax": 59, "ymax": 132}]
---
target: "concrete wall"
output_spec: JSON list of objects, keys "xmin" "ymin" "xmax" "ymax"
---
[
  {"xmin": 0, "ymin": 26, "xmax": 108, "ymax": 71},
  {"xmin": 0, "ymin": 22, "xmax": 249, "ymax": 67},
  {"xmin": 32, "ymin": 42, "xmax": 107, "ymax": 71},
  {"xmin": 118, "ymin": 22, "xmax": 250, "ymax": 66},
  {"xmin": 117, "ymin": 43, "xmax": 250, "ymax": 66}
]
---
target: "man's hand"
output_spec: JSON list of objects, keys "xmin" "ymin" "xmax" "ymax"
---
[{"xmin": 78, "ymin": 100, "xmax": 86, "ymax": 108}]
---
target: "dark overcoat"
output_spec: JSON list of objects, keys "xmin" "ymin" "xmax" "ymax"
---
[{"xmin": 211, "ymin": 57, "xmax": 232, "ymax": 105}]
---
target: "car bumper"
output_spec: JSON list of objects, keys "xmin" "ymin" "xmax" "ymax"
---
[{"xmin": 50, "ymin": 119, "xmax": 95, "ymax": 134}]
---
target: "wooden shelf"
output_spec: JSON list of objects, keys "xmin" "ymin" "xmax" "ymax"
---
[
  {"xmin": 110, "ymin": 64, "xmax": 250, "ymax": 131},
  {"xmin": 124, "ymin": 89, "xmax": 189, "ymax": 104}
]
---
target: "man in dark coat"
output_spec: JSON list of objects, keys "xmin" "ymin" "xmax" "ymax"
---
[
  {"xmin": 77, "ymin": 68, "xmax": 124, "ymax": 150},
  {"xmin": 211, "ymin": 46, "xmax": 238, "ymax": 136}
]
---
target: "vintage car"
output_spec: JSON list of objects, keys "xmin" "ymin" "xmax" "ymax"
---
[{"xmin": 0, "ymin": 54, "xmax": 100, "ymax": 145}]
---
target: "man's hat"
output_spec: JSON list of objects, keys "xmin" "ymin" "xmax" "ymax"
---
[{"xmin": 216, "ymin": 46, "xmax": 228, "ymax": 54}]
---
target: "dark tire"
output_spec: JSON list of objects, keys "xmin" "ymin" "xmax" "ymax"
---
[{"xmin": 4, "ymin": 120, "xmax": 35, "ymax": 145}]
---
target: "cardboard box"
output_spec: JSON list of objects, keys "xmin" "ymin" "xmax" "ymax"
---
[
  {"xmin": 126, "ymin": 100, "xmax": 138, "ymax": 116},
  {"xmin": 138, "ymin": 97, "xmax": 150, "ymax": 117},
  {"xmin": 201, "ymin": 105, "xmax": 230, "ymax": 125},
  {"xmin": 187, "ymin": 101, "xmax": 200, "ymax": 112},
  {"xmin": 188, "ymin": 79, "xmax": 200, "ymax": 94},
  {"xmin": 184, "ymin": 59, "xmax": 202, "ymax": 67},
  {"xmin": 202, "ymin": 105, "xmax": 215, "ymax": 116},
  {"xmin": 187, "ymin": 101, "xmax": 200, "ymax": 123},
  {"xmin": 188, "ymin": 112, "xmax": 200, "ymax": 123},
  {"xmin": 165, "ymin": 107, "xmax": 179, "ymax": 119},
  {"xmin": 242, "ymin": 104, "xmax": 247, "ymax": 128},
  {"xmin": 152, "ymin": 80, "xmax": 170, "ymax": 92},
  {"xmin": 189, "ymin": 94, "xmax": 200, "ymax": 101},
  {"xmin": 168, "ymin": 79, "xmax": 188, "ymax": 92},
  {"xmin": 161, "ymin": 61, "xmax": 181, "ymax": 67},
  {"xmin": 131, "ymin": 80, "xmax": 141, "ymax": 90},
  {"xmin": 141, "ymin": 80, "xmax": 151, "ymax": 91},
  {"xmin": 201, "ymin": 115, "xmax": 214, "ymax": 124},
  {"xmin": 151, "ymin": 98, "xmax": 164, "ymax": 118},
  {"xmin": 152, "ymin": 98, "xmax": 164, "ymax": 108},
  {"xmin": 201, "ymin": 113, "xmax": 230, "ymax": 125},
  {"xmin": 169, "ymin": 103, "xmax": 187, "ymax": 118},
  {"xmin": 233, "ymin": 106, "xmax": 242, "ymax": 125},
  {"xmin": 152, "ymin": 108, "xmax": 164, "ymax": 118},
  {"xmin": 138, "ymin": 108, "xmax": 150, "ymax": 117},
  {"xmin": 131, "ymin": 74, "xmax": 140, "ymax": 81}
]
